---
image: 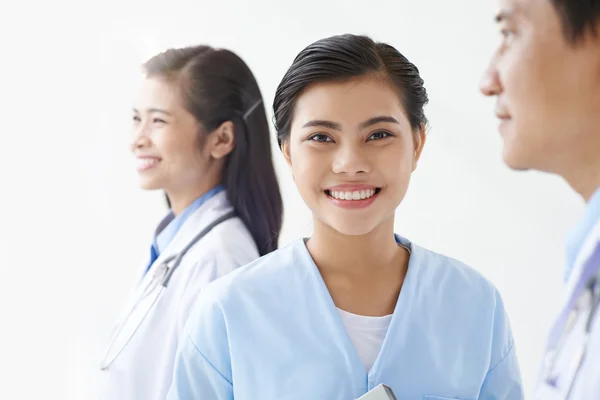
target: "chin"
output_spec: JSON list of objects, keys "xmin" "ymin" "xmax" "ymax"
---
[
  {"xmin": 138, "ymin": 179, "xmax": 162, "ymax": 191},
  {"xmin": 502, "ymin": 155, "xmax": 533, "ymax": 172},
  {"xmin": 501, "ymin": 143, "xmax": 534, "ymax": 172},
  {"xmin": 321, "ymin": 215, "xmax": 381, "ymax": 237}
]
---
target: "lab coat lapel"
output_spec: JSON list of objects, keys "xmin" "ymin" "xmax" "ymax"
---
[
  {"xmin": 572, "ymin": 219, "xmax": 600, "ymax": 279},
  {"xmin": 104, "ymin": 191, "xmax": 233, "ymax": 367},
  {"xmin": 565, "ymin": 219, "xmax": 600, "ymax": 315},
  {"xmin": 143, "ymin": 191, "xmax": 232, "ymax": 281},
  {"xmin": 536, "ymin": 219, "xmax": 600, "ymax": 398},
  {"xmin": 548, "ymin": 219, "xmax": 600, "ymax": 348},
  {"xmin": 165, "ymin": 191, "xmax": 231, "ymax": 256}
]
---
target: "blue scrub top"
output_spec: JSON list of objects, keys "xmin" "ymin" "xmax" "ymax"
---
[
  {"xmin": 145, "ymin": 185, "xmax": 225, "ymax": 274},
  {"xmin": 167, "ymin": 235, "xmax": 523, "ymax": 399}
]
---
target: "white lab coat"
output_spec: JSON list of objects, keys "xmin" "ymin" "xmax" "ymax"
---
[
  {"xmin": 535, "ymin": 217, "xmax": 600, "ymax": 399},
  {"xmin": 562, "ymin": 217, "xmax": 600, "ymax": 398},
  {"xmin": 98, "ymin": 191, "xmax": 259, "ymax": 400}
]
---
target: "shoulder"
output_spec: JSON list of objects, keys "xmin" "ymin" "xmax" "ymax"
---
[
  {"xmin": 199, "ymin": 239, "xmax": 305, "ymax": 302},
  {"xmin": 406, "ymin": 239, "xmax": 516, "ymax": 370},
  {"xmin": 185, "ymin": 216, "xmax": 260, "ymax": 274},
  {"xmin": 410, "ymin": 241, "xmax": 499, "ymax": 303},
  {"xmin": 184, "ymin": 190, "xmax": 259, "ymax": 261},
  {"xmin": 207, "ymin": 216, "xmax": 259, "ymax": 257},
  {"xmin": 185, "ymin": 239, "xmax": 307, "ymax": 330},
  {"xmin": 407, "ymin": 239, "xmax": 511, "ymax": 334},
  {"xmin": 183, "ymin": 240, "xmax": 304, "ymax": 339}
]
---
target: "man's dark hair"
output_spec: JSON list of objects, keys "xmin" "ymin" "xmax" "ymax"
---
[{"xmin": 550, "ymin": 0, "xmax": 600, "ymax": 42}]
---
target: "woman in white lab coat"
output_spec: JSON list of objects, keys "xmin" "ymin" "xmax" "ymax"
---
[
  {"xmin": 99, "ymin": 45, "xmax": 283, "ymax": 400},
  {"xmin": 168, "ymin": 34, "xmax": 523, "ymax": 400}
]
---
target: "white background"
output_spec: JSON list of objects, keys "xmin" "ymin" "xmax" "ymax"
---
[{"xmin": 0, "ymin": 0, "xmax": 585, "ymax": 398}]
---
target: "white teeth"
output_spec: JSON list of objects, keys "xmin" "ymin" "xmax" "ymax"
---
[
  {"xmin": 329, "ymin": 189, "xmax": 377, "ymax": 201},
  {"xmin": 139, "ymin": 158, "xmax": 159, "ymax": 167}
]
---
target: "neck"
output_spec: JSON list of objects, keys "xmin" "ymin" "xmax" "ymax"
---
[
  {"xmin": 166, "ymin": 158, "xmax": 224, "ymax": 215},
  {"xmin": 166, "ymin": 180, "xmax": 220, "ymax": 216},
  {"xmin": 561, "ymin": 155, "xmax": 600, "ymax": 203},
  {"xmin": 307, "ymin": 216, "xmax": 404, "ymax": 274}
]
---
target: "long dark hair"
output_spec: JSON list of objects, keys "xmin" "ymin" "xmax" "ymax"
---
[
  {"xmin": 144, "ymin": 46, "xmax": 283, "ymax": 256},
  {"xmin": 273, "ymin": 34, "xmax": 429, "ymax": 147}
]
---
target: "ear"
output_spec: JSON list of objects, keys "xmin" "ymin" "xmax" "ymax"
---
[
  {"xmin": 411, "ymin": 124, "xmax": 427, "ymax": 172},
  {"xmin": 281, "ymin": 140, "xmax": 293, "ymax": 167},
  {"xmin": 208, "ymin": 121, "xmax": 235, "ymax": 159}
]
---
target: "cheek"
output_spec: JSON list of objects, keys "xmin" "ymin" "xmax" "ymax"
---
[
  {"xmin": 501, "ymin": 49, "xmax": 533, "ymax": 103},
  {"xmin": 291, "ymin": 151, "xmax": 321, "ymax": 187},
  {"xmin": 162, "ymin": 130, "xmax": 201, "ymax": 161},
  {"xmin": 379, "ymin": 147, "xmax": 414, "ymax": 187},
  {"xmin": 289, "ymin": 146, "xmax": 329, "ymax": 198},
  {"xmin": 502, "ymin": 39, "xmax": 561, "ymax": 116},
  {"xmin": 151, "ymin": 128, "xmax": 173, "ymax": 151}
]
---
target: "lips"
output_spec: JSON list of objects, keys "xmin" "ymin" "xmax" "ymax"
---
[
  {"xmin": 136, "ymin": 156, "xmax": 161, "ymax": 171},
  {"xmin": 325, "ymin": 188, "xmax": 380, "ymax": 201},
  {"xmin": 323, "ymin": 184, "xmax": 382, "ymax": 209},
  {"xmin": 495, "ymin": 103, "xmax": 511, "ymax": 121}
]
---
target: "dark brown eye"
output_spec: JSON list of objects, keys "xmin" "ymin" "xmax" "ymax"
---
[
  {"xmin": 309, "ymin": 133, "xmax": 333, "ymax": 143},
  {"xmin": 368, "ymin": 131, "xmax": 392, "ymax": 141}
]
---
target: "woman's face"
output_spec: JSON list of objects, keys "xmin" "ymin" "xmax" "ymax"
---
[
  {"xmin": 282, "ymin": 76, "xmax": 425, "ymax": 236},
  {"xmin": 131, "ymin": 77, "xmax": 209, "ymax": 194}
]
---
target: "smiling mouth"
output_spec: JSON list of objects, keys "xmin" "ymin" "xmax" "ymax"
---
[
  {"xmin": 137, "ymin": 157, "xmax": 162, "ymax": 171},
  {"xmin": 324, "ymin": 188, "xmax": 382, "ymax": 201}
]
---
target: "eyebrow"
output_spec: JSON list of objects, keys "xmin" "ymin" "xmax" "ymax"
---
[
  {"xmin": 495, "ymin": 10, "xmax": 513, "ymax": 23},
  {"xmin": 301, "ymin": 115, "xmax": 400, "ymax": 131},
  {"xmin": 359, "ymin": 116, "xmax": 400, "ymax": 129},
  {"xmin": 495, "ymin": 5, "xmax": 527, "ymax": 23},
  {"xmin": 133, "ymin": 107, "xmax": 173, "ymax": 116},
  {"xmin": 302, "ymin": 119, "xmax": 341, "ymax": 130}
]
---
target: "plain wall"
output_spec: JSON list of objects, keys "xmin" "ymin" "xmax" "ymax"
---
[{"xmin": 0, "ymin": 0, "xmax": 585, "ymax": 398}]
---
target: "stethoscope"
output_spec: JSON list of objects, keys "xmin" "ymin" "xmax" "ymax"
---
[
  {"xmin": 99, "ymin": 211, "xmax": 236, "ymax": 371},
  {"xmin": 537, "ymin": 272, "xmax": 600, "ymax": 399}
]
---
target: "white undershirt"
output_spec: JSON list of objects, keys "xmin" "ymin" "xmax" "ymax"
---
[{"xmin": 337, "ymin": 308, "xmax": 393, "ymax": 371}]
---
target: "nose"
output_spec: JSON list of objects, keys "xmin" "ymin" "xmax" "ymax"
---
[
  {"xmin": 479, "ymin": 58, "xmax": 502, "ymax": 97},
  {"xmin": 130, "ymin": 122, "xmax": 151, "ymax": 151},
  {"xmin": 331, "ymin": 144, "xmax": 371, "ymax": 175}
]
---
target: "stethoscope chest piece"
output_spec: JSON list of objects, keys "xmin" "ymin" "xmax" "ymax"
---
[{"xmin": 143, "ymin": 261, "xmax": 172, "ymax": 296}]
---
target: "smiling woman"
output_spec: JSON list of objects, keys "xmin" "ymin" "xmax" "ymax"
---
[
  {"xmin": 167, "ymin": 34, "xmax": 524, "ymax": 400},
  {"xmin": 98, "ymin": 45, "xmax": 283, "ymax": 400},
  {"xmin": 280, "ymin": 75, "xmax": 424, "ymax": 237}
]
